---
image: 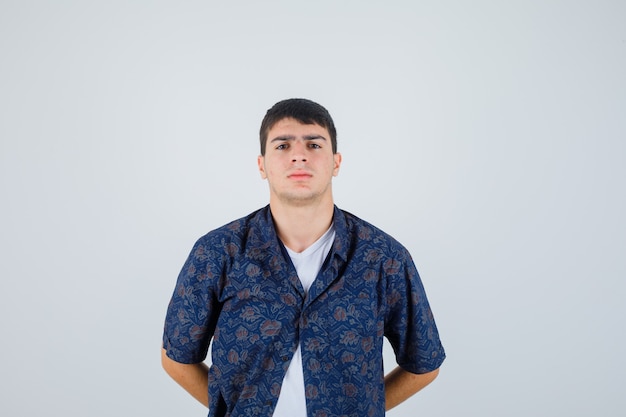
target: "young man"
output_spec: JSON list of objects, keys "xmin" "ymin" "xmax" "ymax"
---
[{"xmin": 162, "ymin": 98, "xmax": 445, "ymax": 416}]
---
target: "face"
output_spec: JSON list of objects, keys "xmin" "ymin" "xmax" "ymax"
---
[{"xmin": 258, "ymin": 118, "xmax": 342, "ymax": 207}]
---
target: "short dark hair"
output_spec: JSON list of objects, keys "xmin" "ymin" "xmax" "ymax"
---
[{"xmin": 259, "ymin": 98, "xmax": 337, "ymax": 155}]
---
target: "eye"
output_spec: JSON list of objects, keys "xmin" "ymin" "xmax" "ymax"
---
[
  {"xmin": 276, "ymin": 143, "xmax": 288, "ymax": 150},
  {"xmin": 308, "ymin": 143, "xmax": 322, "ymax": 149}
]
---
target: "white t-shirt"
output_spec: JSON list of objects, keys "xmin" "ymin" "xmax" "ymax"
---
[{"xmin": 272, "ymin": 225, "xmax": 335, "ymax": 417}]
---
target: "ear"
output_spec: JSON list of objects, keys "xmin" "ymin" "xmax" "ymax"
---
[
  {"xmin": 332, "ymin": 152, "xmax": 342, "ymax": 177},
  {"xmin": 257, "ymin": 155, "xmax": 267, "ymax": 179}
]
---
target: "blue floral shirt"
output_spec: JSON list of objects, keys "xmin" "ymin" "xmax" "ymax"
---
[{"xmin": 163, "ymin": 206, "xmax": 445, "ymax": 417}]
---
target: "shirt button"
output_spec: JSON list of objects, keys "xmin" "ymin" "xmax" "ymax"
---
[{"xmin": 281, "ymin": 355, "xmax": 289, "ymax": 362}]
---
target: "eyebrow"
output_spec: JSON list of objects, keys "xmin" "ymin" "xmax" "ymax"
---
[{"xmin": 270, "ymin": 134, "xmax": 328, "ymax": 143}]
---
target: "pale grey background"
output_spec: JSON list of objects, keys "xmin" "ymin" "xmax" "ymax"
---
[{"xmin": 1, "ymin": 1, "xmax": 624, "ymax": 416}]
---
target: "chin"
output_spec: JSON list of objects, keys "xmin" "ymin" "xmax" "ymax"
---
[{"xmin": 279, "ymin": 193, "xmax": 320, "ymax": 205}]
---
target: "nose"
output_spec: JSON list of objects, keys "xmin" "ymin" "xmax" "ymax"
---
[{"xmin": 290, "ymin": 141, "xmax": 308, "ymax": 162}]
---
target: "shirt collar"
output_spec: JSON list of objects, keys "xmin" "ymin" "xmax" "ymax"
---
[
  {"xmin": 330, "ymin": 205, "xmax": 349, "ymax": 263},
  {"xmin": 255, "ymin": 205, "xmax": 349, "ymax": 264}
]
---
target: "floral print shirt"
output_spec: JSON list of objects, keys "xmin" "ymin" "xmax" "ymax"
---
[{"xmin": 163, "ymin": 205, "xmax": 445, "ymax": 417}]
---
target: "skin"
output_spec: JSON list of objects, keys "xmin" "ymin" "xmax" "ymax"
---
[
  {"xmin": 161, "ymin": 349, "xmax": 209, "ymax": 407},
  {"xmin": 384, "ymin": 366, "xmax": 440, "ymax": 410},
  {"xmin": 257, "ymin": 117, "xmax": 342, "ymax": 252},
  {"xmin": 162, "ymin": 117, "xmax": 440, "ymax": 410}
]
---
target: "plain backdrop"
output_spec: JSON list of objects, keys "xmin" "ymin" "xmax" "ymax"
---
[{"xmin": 1, "ymin": 1, "xmax": 624, "ymax": 416}]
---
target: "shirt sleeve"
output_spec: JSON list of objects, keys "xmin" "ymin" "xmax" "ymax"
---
[
  {"xmin": 162, "ymin": 235, "xmax": 223, "ymax": 364},
  {"xmin": 384, "ymin": 248, "xmax": 446, "ymax": 374}
]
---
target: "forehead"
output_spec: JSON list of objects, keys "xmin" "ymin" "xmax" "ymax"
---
[{"xmin": 267, "ymin": 117, "xmax": 330, "ymax": 138}]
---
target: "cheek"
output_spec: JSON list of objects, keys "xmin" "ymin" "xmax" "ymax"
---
[{"xmin": 262, "ymin": 160, "xmax": 281, "ymax": 180}]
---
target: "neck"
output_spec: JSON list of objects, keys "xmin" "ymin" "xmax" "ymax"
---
[{"xmin": 269, "ymin": 198, "xmax": 335, "ymax": 253}]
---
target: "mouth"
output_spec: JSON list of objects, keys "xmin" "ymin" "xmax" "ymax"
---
[
  {"xmin": 288, "ymin": 174, "xmax": 312, "ymax": 181},
  {"xmin": 288, "ymin": 171, "xmax": 312, "ymax": 180}
]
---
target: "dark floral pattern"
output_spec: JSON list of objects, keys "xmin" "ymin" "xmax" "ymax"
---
[{"xmin": 163, "ymin": 206, "xmax": 445, "ymax": 417}]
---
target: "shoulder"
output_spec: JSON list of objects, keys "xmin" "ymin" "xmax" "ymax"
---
[
  {"xmin": 336, "ymin": 207, "xmax": 412, "ymax": 260},
  {"xmin": 338, "ymin": 208, "xmax": 407, "ymax": 250},
  {"xmin": 192, "ymin": 206, "xmax": 271, "ymax": 257}
]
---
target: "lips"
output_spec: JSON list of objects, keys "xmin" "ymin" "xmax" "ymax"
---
[{"xmin": 288, "ymin": 171, "xmax": 312, "ymax": 180}]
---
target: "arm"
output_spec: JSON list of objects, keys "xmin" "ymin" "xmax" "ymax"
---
[
  {"xmin": 384, "ymin": 366, "xmax": 440, "ymax": 411},
  {"xmin": 161, "ymin": 347, "xmax": 210, "ymax": 407}
]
